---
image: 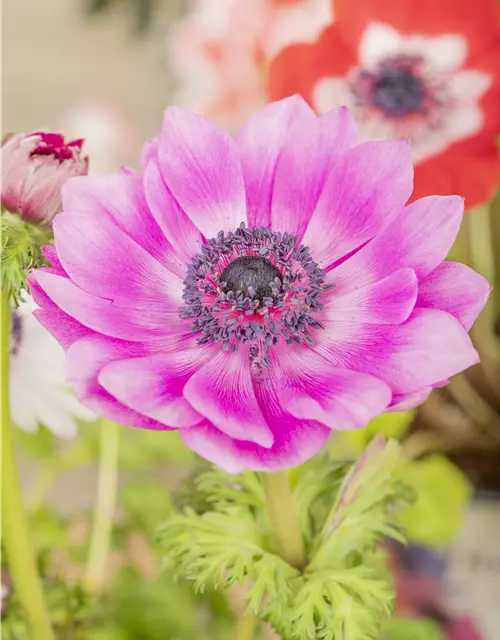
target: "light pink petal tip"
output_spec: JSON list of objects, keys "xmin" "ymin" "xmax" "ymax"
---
[
  {"xmin": 352, "ymin": 309, "xmax": 479, "ymax": 395},
  {"xmin": 183, "ymin": 349, "xmax": 274, "ymax": 448},
  {"xmin": 333, "ymin": 195, "xmax": 464, "ymax": 291},
  {"xmin": 180, "ymin": 418, "xmax": 330, "ymax": 474},
  {"xmin": 99, "ymin": 351, "xmax": 206, "ymax": 428},
  {"xmin": 53, "ymin": 211, "xmax": 183, "ymax": 305},
  {"xmin": 417, "ymin": 261, "xmax": 491, "ymax": 330},
  {"xmin": 65, "ymin": 335, "xmax": 172, "ymax": 431},
  {"xmin": 31, "ymin": 269, "xmax": 180, "ymax": 342}
]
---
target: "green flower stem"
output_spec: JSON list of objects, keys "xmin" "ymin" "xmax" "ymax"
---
[
  {"xmin": 452, "ymin": 211, "xmax": 500, "ymax": 401},
  {"xmin": 490, "ymin": 190, "xmax": 500, "ymax": 321},
  {"xmin": 232, "ymin": 612, "xmax": 257, "ymax": 640},
  {"xmin": 260, "ymin": 470, "xmax": 307, "ymax": 569},
  {"xmin": 1, "ymin": 288, "xmax": 54, "ymax": 639},
  {"xmin": 83, "ymin": 419, "xmax": 119, "ymax": 593}
]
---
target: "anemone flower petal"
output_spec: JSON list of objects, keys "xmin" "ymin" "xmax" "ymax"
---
[
  {"xmin": 61, "ymin": 173, "xmax": 182, "ymax": 276},
  {"xmin": 318, "ymin": 308, "xmax": 478, "ymax": 394},
  {"xmin": 180, "ymin": 417, "xmax": 330, "ymax": 474},
  {"xmin": 54, "ymin": 211, "xmax": 183, "ymax": 304},
  {"xmin": 416, "ymin": 261, "xmax": 491, "ymax": 330},
  {"xmin": 99, "ymin": 349, "xmax": 208, "ymax": 428},
  {"xmin": 66, "ymin": 335, "xmax": 172, "ymax": 431},
  {"xmin": 236, "ymin": 95, "xmax": 316, "ymax": 229},
  {"xmin": 143, "ymin": 157, "xmax": 203, "ymax": 265},
  {"xmin": 302, "ymin": 140, "xmax": 413, "ymax": 268},
  {"xmin": 324, "ymin": 268, "xmax": 418, "ymax": 325},
  {"xmin": 183, "ymin": 348, "xmax": 274, "ymax": 448},
  {"xmin": 276, "ymin": 347, "xmax": 392, "ymax": 429},
  {"xmin": 158, "ymin": 107, "xmax": 247, "ymax": 237},
  {"xmin": 271, "ymin": 106, "xmax": 359, "ymax": 240},
  {"xmin": 331, "ymin": 195, "xmax": 464, "ymax": 292}
]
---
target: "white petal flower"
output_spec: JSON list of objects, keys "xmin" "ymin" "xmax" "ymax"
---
[{"xmin": 9, "ymin": 294, "xmax": 95, "ymax": 439}]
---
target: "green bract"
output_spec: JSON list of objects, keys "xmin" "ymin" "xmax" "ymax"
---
[
  {"xmin": 1, "ymin": 210, "xmax": 51, "ymax": 305},
  {"xmin": 159, "ymin": 437, "xmax": 410, "ymax": 640}
]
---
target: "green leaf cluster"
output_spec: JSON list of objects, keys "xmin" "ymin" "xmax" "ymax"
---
[
  {"xmin": 1, "ymin": 210, "xmax": 52, "ymax": 305},
  {"xmin": 332, "ymin": 410, "xmax": 471, "ymax": 547},
  {"xmin": 159, "ymin": 437, "xmax": 410, "ymax": 640}
]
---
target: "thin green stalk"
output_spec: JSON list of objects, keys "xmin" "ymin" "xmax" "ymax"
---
[
  {"xmin": 489, "ymin": 190, "xmax": 500, "ymax": 323},
  {"xmin": 83, "ymin": 419, "xmax": 119, "ymax": 593},
  {"xmin": 1, "ymin": 288, "xmax": 54, "ymax": 639},
  {"xmin": 465, "ymin": 207, "xmax": 500, "ymax": 360},
  {"xmin": 260, "ymin": 470, "xmax": 307, "ymax": 570},
  {"xmin": 232, "ymin": 611, "xmax": 257, "ymax": 640},
  {"xmin": 466, "ymin": 205, "xmax": 496, "ymax": 284}
]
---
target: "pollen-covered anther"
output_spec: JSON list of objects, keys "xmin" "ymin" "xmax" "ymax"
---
[{"xmin": 180, "ymin": 223, "xmax": 330, "ymax": 367}]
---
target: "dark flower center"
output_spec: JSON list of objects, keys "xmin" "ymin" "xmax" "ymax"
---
[
  {"xmin": 29, "ymin": 132, "xmax": 84, "ymax": 162},
  {"xmin": 11, "ymin": 310, "xmax": 23, "ymax": 356},
  {"xmin": 351, "ymin": 55, "xmax": 433, "ymax": 121},
  {"xmin": 180, "ymin": 224, "xmax": 331, "ymax": 368},
  {"xmin": 372, "ymin": 67, "xmax": 426, "ymax": 117},
  {"xmin": 220, "ymin": 255, "xmax": 282, "ymax": 303}
]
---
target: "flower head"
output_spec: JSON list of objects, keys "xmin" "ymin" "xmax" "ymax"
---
[
  {"xmin": 269, "ymin": 0, "xmax": 500, "ymax": 206},
  {"xmin": 30, "ymin": 97, "xmax": 489, "ymax": 472},
  {"xmin": 10, "ymin": 294, "xmax": 95, "ymax": 438},
  {"xmin": 168, "ymin": 0, "xmax": 332, "ymax": 130},
  {"xmin": 1, "ymin": 131, "xmax": 88, "ymax": 224}
]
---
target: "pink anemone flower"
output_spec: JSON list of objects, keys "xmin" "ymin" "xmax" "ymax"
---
[{"xmin": 29, "ymin": 96, "xmax": 489, "ymax": 473}]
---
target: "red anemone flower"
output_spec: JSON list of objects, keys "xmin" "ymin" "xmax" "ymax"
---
[{"xmin": 269, "ymin": 0, "xmax": 500, "ymax": 207}]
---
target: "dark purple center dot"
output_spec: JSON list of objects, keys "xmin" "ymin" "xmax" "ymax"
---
[
  {"xmin": 372, "ymin": 67, "xmax": 426, "ymax": 117},
  {"xmin": 220, "ymin": 255, "xmax": 282, "ymax": 303}
]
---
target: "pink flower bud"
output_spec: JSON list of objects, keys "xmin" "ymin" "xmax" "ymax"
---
[{"xmin": 1, "ymin": 131, "xmax": 88, "ymax": 225}]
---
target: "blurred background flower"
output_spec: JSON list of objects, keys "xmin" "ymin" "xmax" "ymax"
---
[
  {"xmin": 1, "ymin": 132, "xmax": 88, "ymax": 225},
  {"xmin": 167, "ymin": 0, "xmax": 332, "ymax": 130},
  {"xmin": 269, "ymin": 0, "xmax": 500, "ymax": 206},
  {"xmin": 59, "ymin": 102, "xmax": 138, "ymax": 176},
  {"xmin": 10, "ymin": 294, "xmax": 95, "ymax": 439}
]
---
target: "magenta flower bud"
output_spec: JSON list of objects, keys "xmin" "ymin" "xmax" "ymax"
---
[{"xmin": 1, "ymin": 131, "xmax": 88, "ymax": 225}]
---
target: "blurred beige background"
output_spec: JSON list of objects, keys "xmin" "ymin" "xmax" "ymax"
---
[{"xmin": 2, "ymin": 0, "xmax": 181, "ymax": 170}]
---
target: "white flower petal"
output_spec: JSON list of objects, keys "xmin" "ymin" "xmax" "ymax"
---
[
  {"xmin": 359, "ymin": 22, "xmax": 404, "ymax": 68},
  {"xmin": 265, "ymin": 0, "xmax": 333, "ymax": 58},
  {"xmin": 448, "ymin": 69, "xmax": 492, "ymax": 101},
  {"xmin": 423, "ymin": 35, "xmax": 467, "ymax": 73},
  {"xmin": 313, "ymin": 76, "xmax": 355, "ymax": 114},
  {"xmin": 9, "ymin": 294, "xmax": 96, "ymax": 439}
]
